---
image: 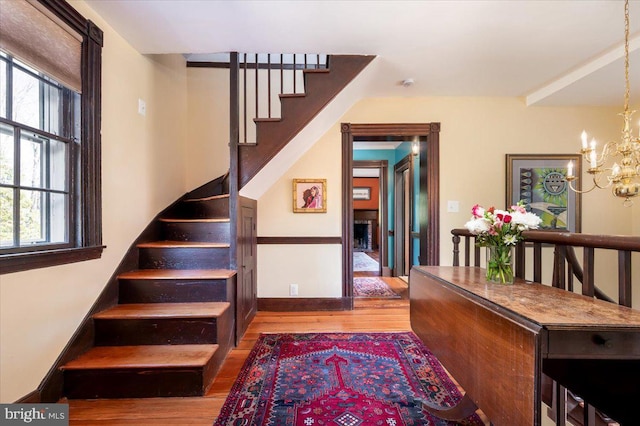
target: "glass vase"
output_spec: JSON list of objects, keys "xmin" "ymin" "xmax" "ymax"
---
[{"xmin": 486, "ymin": 245, "xmax": 514, "ymax": 285}]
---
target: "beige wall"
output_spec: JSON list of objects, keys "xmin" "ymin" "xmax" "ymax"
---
[
  {"xmin": 257, "ymin": 96, "xmax": 637, "ymax": 301},
  {"xmin": 0, "ymin": 1, "xmax": 190, "ymax": 402},
  {"xmin": 186, "ymin": 68, "xmax": 230, "ymax": 189},
  {"xmin": 257, "ymin": 130, "xmax": 343, "ymax": 297}
]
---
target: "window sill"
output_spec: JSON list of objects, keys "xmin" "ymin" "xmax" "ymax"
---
[{"xmin": 0, "ymin": 245, "xmax": 105, "ymax": 275}]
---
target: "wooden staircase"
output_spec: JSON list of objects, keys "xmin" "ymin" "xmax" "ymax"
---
[
  {"xmin": 60, "ymin": 193, "xmax": 236, "ymax": 399},
  {"xmin": 237, "ymin": 54, "xmax": 375, "ymax": 187}
]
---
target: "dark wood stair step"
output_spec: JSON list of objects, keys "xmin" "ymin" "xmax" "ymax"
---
[
  {"xmin": 159, "ymin": 219, "xmax": 230, "ymax": 243},
  {"xmin": 117, "ymin": 269, "xmax": 236, "ymax": 304},
  {"xmin": 94, "ymin": 302, "xmax": 230, "ymax": 319},
  {"xmin": 137, "ymin": 242, "xmax": 230, "ymax": 269},
  {"xmin": 93, "ymin": 302, "xmax": 232, "ymax": 346},
  {"xmin": 118, "ymin": 269, "xmax": 235, "ymax": 280},
  {"xmin": 183, "ymin": 194, "xmax": 229, "ymax": 203},
  {"xmin": 61, "ymin": 345, "xmax": 219, "ymax": 399},
  {"xmin": 159, "ymin": 218, "xmax": 229, "ymax": 223},
  {"xmin": 62, "ymin": 344, "xmax": 218, "ymax": 370},
  {"xmin": 138, "ymin": 241, "xmax": 229, "ymax": 248}
]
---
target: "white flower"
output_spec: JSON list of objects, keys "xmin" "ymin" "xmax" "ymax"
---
[
  {"xmin": 503, "ymin": 235, "xmax": 518, "ymax": 245},
  {"xmin": 464, "ymin": 217, "xmax": 490, "ymax": 234},
  {"xmin": 510, "ymin": 211, "xmax": 542, "ymax": 230}
]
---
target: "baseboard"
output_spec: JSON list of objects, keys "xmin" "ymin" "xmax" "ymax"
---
[
  {"xmin": 382, "ymin": 267, "xmax": 393, "ymax": 276},
  {"xmin": 258, "ymin": 297, "xmax": 351, "ymax": 311}
]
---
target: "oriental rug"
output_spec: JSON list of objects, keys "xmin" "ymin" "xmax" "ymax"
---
[
  {"xmin": 214, "ymin": 332, "xmax": 484, "ymax": 426},
  {"xmin": 353, "ymin": 277, "xmax": 400, "ymax": 298},
  {"xmin": 353, "ymin": 251, "xmax": 379, "ymax": 272}
]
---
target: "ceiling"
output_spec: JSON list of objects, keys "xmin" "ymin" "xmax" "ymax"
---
[{"xmin": 84, "ymin": 0, "xmax": 640, "ymax": 107}]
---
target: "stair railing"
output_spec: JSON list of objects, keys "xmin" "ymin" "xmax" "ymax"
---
[
  {"xmin": 235, "ymin": 53, "xmax": 328, "ymax": 144},
  {"xmin": 451, "ymin": 227, "xmax": 639, "ymax": 426}
]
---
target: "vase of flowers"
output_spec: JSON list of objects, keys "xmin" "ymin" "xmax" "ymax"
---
[{"xmin": 464, "ymin": 201, "xmax": 542, "ymax": 284}]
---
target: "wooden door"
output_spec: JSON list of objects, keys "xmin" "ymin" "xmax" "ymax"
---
[{"xmin": 237, "ymin": 197, "xmax": 257, "ymax": 343}]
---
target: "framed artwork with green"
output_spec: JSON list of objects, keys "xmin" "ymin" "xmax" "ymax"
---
[{"xmin": 506, "ymin": 154, "xmax": 581, "ymax": 233}]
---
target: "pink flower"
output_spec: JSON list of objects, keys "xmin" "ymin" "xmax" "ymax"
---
[
  {"xmin": 471, "ymin": 204, "xmax": 484, "ymax": 218},
  {"xmin": 510, "ymin": 204, "xmax": 526, "ymax": 214}
]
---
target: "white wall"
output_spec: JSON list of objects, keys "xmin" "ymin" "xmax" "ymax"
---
[{"xmin": 0, "ymin": 1, "xmax": 190, "ymax": 403}]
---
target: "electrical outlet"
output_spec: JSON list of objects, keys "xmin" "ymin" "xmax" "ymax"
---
[{"xmin": 289, "ymin": 284, "xmax": 299, "ymax": 296}]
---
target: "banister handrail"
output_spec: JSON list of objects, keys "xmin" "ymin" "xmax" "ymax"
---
[
  {"xmin": 452, "ymin": 228, "xmax": 640, "ymax": 251},
  {"xmin": 451, "ymin": 227, "xmax": 637, "ymax": 308}
]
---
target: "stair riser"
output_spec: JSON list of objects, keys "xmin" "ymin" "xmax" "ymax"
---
[
  {"xmin": 162, "ymin": 221, "xmax": 230, "ymax": 243},
  {"xmin": 138, "ymin": 247, "xmax": 229, "ymax": 269},
  {"xmin": 63, "ymin": 366, "xmax": 215, "ymax": 399},
  {"xmin": 174, "ymin": 198, "xmax": 229, "ymax": 219},
  {"xmin": 119, "ymin": 279, "xmax": 231, "ymax": 304},
  {"xmin": 94, "ymin": 319, "xmax": 220, "ymax": 346}
]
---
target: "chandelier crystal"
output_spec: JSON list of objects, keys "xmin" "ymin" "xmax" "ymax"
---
[{"xmin": 566, "ymin": 0, "xmax": 640, "ymax": 205}]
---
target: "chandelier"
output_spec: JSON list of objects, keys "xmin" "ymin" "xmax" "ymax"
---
[{"xmin": 566, "ymin": 0, "xmax": 640, "ymax": 205}]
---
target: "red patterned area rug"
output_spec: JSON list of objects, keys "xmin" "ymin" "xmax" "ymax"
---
[
  {"xmin": 214, "ymin": 332, "xmax": 484, "ymax": 426},
  {"xmin": 353, "ymin": 277, "xmax": 400, "ymax": 298}
]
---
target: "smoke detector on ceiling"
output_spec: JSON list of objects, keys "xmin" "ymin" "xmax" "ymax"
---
[{"xmin": 401, "ymin": 78, "xmax": 415, "ymax": 87}]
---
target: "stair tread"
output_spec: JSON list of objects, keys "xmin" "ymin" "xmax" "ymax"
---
[
  {"xmin": 304, "ymin": 68, "xmax": 330, "ymax": 74},
  {"xmin": 159, "ymin": 218, "xmax": 230, "ymax": 223},
  {"xmin": 94, "ymin": 302, "xmax": 231, "ymax": 319},
  {"xmin": 118, "ymin": 269, "xmax": 236, "ymax": 280},
  {"xmin": 254, "ymin": 117, "xmax": 281, "ymax": 123},
  {"xmin": 61, "ymin": 344, "xmax": 218, "ymax": 370},
  {"xmin": 279, "ymin": 93, "xmax": 305, "ymax": 99},
  {"xmin": 137, "ymin": 241, "xmax": 230, "ymax": 248},
  {"xmin": 184, "ymin": 194, "xmax": 229, "ymax": 202}
]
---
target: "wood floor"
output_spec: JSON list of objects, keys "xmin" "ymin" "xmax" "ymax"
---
[{"xmin": 66, "ymin": 278, "xmax": 487, "ymax": 425}]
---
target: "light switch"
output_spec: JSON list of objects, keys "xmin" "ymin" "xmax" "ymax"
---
[
  {"xmin": 447, "ymin": 200, "xmax": 460, "ymax": 213},
  {"xmin": 138, "ymin": 98, "xmax": 146, "ymax": 116}
]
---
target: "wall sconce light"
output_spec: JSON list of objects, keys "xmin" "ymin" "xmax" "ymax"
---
[{"xmin": 412, "ymin": 142, "xmax": 419, "ymax": 156}]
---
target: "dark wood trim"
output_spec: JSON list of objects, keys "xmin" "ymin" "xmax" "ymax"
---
[
  {"xmin": 15, "ymin": 389, "xmax": 41, "ymax": 404},
  {"xmin": 257, "ymin": 236, "xmax": 342, "ymax": 245},
  {"xmin": 0, "ymin": 0, "xmax": 103, "ymax": 274},
  {"xmin": 394, "ymin": 153, "xmax": 414, "ymax": 277},
  {"xmin": 0, "ymin": 246, "xmax": 105, "ymax": 275},
  {"xmin": 342, "ymin": 123, "xmax": 441, "ymax": 302},
  {"xmin": 229, "ymin": 52, "xmax": 239, "ymax": 271},
  {"xmin": 342, "ymin": 124, "xmax": 355, "ymax": 309},
  {"xmin": 187, "ymin": 61, "xmax": 324, "ymax": 71},
  {"xmin": 423, "ymin": 124, "xmax": 440, "ymax": 265},
  {"xmin": 258, "ymin": 297, "xmax": 351, "ymax": 311}
]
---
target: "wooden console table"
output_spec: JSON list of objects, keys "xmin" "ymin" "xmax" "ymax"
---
[{"xmin": 410, "ymin": 266, "xmax": 640, "ymax": 426}]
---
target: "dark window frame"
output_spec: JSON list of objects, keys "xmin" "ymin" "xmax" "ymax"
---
[{"xmin": 0, "ymin": 0, "xmax": 103, "ymax": 274}]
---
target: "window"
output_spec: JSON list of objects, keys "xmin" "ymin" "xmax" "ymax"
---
[{"xmin": 0, "ymin": 0, "xmax": 103, "ymax": 274}]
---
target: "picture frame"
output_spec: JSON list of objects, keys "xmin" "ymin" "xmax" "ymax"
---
[
  {"xmin": 353, "ymin": 187, "xmax": 371, "ymax": 200},
  {"xmin": 506, "ymin": 154, "xmax": 582, "ymax": 233},
  {"xmin": 293, "ymin": 179, "xmax": 327, "ymax": 213}
]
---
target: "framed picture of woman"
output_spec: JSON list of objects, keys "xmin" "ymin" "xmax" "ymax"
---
[{"xmin": 293, "ymin": 179, "xmax": 327, "ymax": 213}]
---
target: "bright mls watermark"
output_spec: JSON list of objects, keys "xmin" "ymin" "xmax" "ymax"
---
[{"xmin": 1, "ymin": 404, "xmax": 68, "ymax": 425}]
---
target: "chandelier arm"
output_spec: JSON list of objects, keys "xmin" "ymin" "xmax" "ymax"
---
[{"xmin": 566, "ymin": 178, "xmax": 597, "ymax": 194}]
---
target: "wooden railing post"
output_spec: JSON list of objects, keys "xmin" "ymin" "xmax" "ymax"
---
[{"xmin": 229, "ymin": 52, "xmax": 239, "ymax": 270}]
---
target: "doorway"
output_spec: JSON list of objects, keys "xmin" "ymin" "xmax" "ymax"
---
[
  {"xmin": 341, "ymin": 123, "xmax": 441, "ymax": 309},
  {"xmin": 394, "ymin": 155, "xmax": 413, "ymax": 280}
]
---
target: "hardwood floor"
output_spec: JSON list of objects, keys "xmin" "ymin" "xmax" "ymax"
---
[{"xmin": 66, "ymin": 282, "xmax": 487, "ymax": 425}]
